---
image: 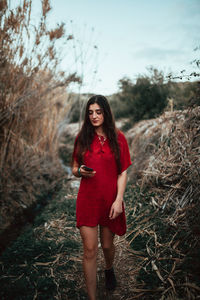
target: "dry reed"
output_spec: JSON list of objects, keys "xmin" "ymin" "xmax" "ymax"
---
[
  {"xmin": 0, "ymin": 1, "xmax": 80, "ymax": 235},
  {"xmin": 127, "ymin": 106, "xmax": 200, "ymax": 298}
]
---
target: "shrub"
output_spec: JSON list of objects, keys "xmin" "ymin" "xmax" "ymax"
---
[{"xmin": 117, "ymin": 68, "xmax": 169, "ymax": 123}]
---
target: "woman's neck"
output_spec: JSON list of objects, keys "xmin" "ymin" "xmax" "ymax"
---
[{"xmin": 95, "ymin": 127, "xmax": 105, "ymax": 137}]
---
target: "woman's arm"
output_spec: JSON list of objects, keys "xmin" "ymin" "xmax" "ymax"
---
[
  {"xmin": 72, "ymin": 160, "xmax": 96, "ymax": 178},
  {"xmin": 109, "ymin": 170, "xmax": 127, "ymax": 220},
  {"xmin": 72, "ymin": 160, "xmax": 81, "ymax": 177}
]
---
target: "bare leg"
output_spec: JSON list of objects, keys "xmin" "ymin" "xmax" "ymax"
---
[
  {"xmin": 99, "ymin": 226, "xmax": 115, "ymax": 269},
  {"xmin": 80, "ymin": 226, "xmax": 98, "ymax": 300}
]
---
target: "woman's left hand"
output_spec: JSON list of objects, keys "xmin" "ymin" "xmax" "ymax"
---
[{"xmin": 109, "ymin": 200, "xmax": 123, "ymax": 220}]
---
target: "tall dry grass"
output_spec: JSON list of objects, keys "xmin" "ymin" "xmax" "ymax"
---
[
  {"xmin": 142, "ymin": 106, "xmax": 200, "ymax": 233},
  {"xmin": 0, "ymin": 0, "xmax": 80, "ymax": 234},
  {"xmin": 126, "ymin": 106, "xmax": 200, "ymax": 298}
]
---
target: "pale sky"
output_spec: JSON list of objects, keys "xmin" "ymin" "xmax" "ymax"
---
[{"xmin": 12, "ymin": 0, "xmax": 200, "ymax": 95}]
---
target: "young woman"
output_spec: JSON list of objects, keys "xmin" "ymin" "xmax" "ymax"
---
[{"xmin": 72, "ymin": 95, "xmax": 131, "ymax": 300}]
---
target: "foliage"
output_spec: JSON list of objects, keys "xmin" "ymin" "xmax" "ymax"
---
[
  {"xmin": 0, "ymin": 186, "xmax": 86, "ymax": 300},
  {"xmin": 112, "ymin": 68, "xmax": 169, "ymax": 123},
  {"xmin": 110, "ymin": 68, "xmax": 199, "ymax": 124},
  {"xmin": 167, "ymin": 81, "xmax": 200, "ymax": 110}
]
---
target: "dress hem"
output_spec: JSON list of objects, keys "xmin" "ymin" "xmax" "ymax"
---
[{"xmin": 76, "ymin": 222, "xmax": 126, "ymax": 236}]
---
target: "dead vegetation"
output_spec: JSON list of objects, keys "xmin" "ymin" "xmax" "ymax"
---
[
  {"xmin": 0, "ymin": 104, "xmax": 199, "ymax": 299},
  {"xmin": 126, "ymin": 106, "xmax": 200, "ymax": 299},
  {"xmin": 0, "ymin": 181, "xmax": 140, "ymax": 300},
  {"xmin": 56, "ymin": 105, "xmax": 200, "ymax": 299},
  {"xmin": 1, "ymin": 2, "xmax": 199, "ymax": 298},
  {"xmin": 0, "ymin": 184, "xmax": 86, "ymax": 300},
  {"xmin": 0, "ymin": 0, "xmax": 80, "ymax": 236},
  {"xmin": 126, "ymin": 110, "xmax": 186, "ymax": 182}
]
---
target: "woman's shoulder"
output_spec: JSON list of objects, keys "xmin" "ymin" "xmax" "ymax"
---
[
  {"xmin": 116, "ymin": 129, "xmax": 129, "ymax": 146},
  {"xmin": 116, "ymin": 129, "xmax": 126, "ymax": 141}
]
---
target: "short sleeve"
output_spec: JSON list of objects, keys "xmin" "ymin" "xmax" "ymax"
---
[{"xmin": 118, "ymin": 131, "xmax": 132, "ymax": 173}]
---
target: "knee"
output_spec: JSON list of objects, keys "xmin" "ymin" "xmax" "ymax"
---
[{"xmin": 83, "ymin": 245, "xmax": 98, "ymax": 260}]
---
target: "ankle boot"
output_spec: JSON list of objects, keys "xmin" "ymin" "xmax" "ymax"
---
[{"xmin": 104, "ymin": 267, "xmax": 117, "ymax": 290}]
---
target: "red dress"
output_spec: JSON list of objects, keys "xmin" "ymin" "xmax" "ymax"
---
[{"xmin": 73, "ymin": 130, "xmax": 132, "ymax": 236}]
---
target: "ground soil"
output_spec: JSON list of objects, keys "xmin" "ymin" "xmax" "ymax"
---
[
  {"xmin": 70, "ymin": 237, "xmax": 141, "ymax": 300},
  {"xmin": 0, "ymin": 180, "xmax": 141, "ymax": 300},
  {"xmin": 97, "ymin": 238, "xmax": 140, "ymax": 300},
  {"xmin": 63, "ymin": 182, "xmax": 140, "ymax": 300},
  {"xmin": 73, "ymin": 233, "xmax": 140, "ymax": 300}
]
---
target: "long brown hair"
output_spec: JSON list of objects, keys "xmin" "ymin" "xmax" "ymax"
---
[{"xmin": 73, "ymin": 95, "xmax": 121, "ymax": 173}]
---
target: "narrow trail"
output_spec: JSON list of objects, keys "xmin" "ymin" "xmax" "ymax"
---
[
  {"xmin": 0, "ymin": 180, "xmax": 140, "ymax": 300},
  {"xmin": 96, "ymin": 238, "xmax": 139, "ymax": 300},
  {"xmin": 63, "ymin": 182, "xmax": 140, "ymax": 300},
  {"xmin": 68, "ymin": 230, "xmax": 140, "ymax": 300},
  {"xmin": 73, "ymin": 231, "xmax": 139, "ymax": 300}
]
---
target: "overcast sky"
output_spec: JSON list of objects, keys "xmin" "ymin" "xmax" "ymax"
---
[{"xmin": 13, "ymin": 0, "xmax": 200, "ymax": 95}]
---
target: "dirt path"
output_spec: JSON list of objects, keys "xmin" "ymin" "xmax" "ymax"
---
[
  {"xmin": 65, "ymin": 182, "xmax": 140, "ymax": 300},
  {"xmin": 73, "ymin": 231, "xmax": 140, "ymax": 300},
  {"xmin": 0, "ymin": 181, "xmax": 140, "ymax": 300},
  {"xmin": 97, "ymin": 238, "xmax": 139, "ymax": 300}
]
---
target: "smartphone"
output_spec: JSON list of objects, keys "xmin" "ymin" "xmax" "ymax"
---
[{"xmin": 82, "ymin": 166, "xmax": 94, "ymax": 172}]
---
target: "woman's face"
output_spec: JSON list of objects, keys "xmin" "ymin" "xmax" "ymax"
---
[{"xmin": 88, "ymin": 103, "xmax": 104, "ymax": 128}]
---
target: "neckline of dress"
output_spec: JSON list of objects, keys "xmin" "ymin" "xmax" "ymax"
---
[
  {"xmin": 95, "ymin": 132, "xmax": 107, "ymax": 146},
  {"xmin": 95, "ymin": 132, "xmax": 107, "ymax": 139}
]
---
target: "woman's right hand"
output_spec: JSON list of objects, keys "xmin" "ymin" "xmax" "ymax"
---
[{"xmin": 79, "ymin": 165, "xmax": 96, "ymax": 178}]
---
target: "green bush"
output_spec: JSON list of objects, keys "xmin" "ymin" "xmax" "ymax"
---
[{"xmin": 116, "ymin": 68, "xmax": 169, "ymax": 122}]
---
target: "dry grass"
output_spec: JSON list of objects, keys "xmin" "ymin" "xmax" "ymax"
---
[
  {"xmin": 0, "ymin": 183, "xmax": 85, "ymax": 299},
  {"xmin": 0, "ymin": 177, "xmax": 169, "ymax": 299},
  {"xmin": 126, "ymin": 110, "xmax": 186, "ymax": 182},
  {"xmin": 1, "ymin": 104, "xmax": 199, "ymax": 298},
  {"xmin": 0, "ymin": 1, "xmax": 80, "ymax": 235},
  {"xmin": 141, "ymin": 106, "xmax": 200, "ymax": 243},
  {"xmin": 57, "ymin": 105, "xmax": 200, "ymax": 298},
  {"xmin": 126, "ymin": 106, "xmax": 200, "ymax": 299},
  {"xmin": 0, "ymin": 181, "xmax": 140, "ymax": 300}
]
